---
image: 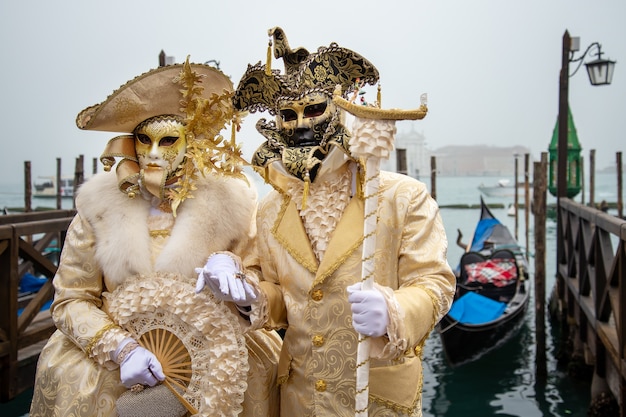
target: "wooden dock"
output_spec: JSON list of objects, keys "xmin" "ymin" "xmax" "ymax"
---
[
  {"xmin": 552, "ymin": 197, "xmax": 626, "ymax": 416},
  {"xmin": 0, "ymin": 209, "xmax": 75, "ymax": 402}
]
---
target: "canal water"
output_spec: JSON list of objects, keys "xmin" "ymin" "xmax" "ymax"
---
[
  {"xmin": 0, "ymin": 172, "xmax": 620, "ymax": 416},
  {"xmin": 424, "ymin": 210, "xmax": 585, "ymax": 417},
  {"xmin": 420, "ymin": 173, "xmax": 620, "ymax": 417}
]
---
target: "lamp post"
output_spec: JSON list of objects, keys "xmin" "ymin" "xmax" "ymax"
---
[
  {"xmin": 551, "ymin": 29, "xmax": 616, "ymax": 383},
  {"xmin": 557, "ymin": 31, "xmax": 616, "ymax": 200},
  {"xmin": 555, "ymin": 30, "xmax": 615, "ymax": 325}
]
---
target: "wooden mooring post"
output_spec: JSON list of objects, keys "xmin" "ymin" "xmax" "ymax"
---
[
  {"xmin": 23, "ymin": 162, "xmax": 32, "ymax": 213},
  {"xmin": 534, "ymin": 154, "xmax": 548, "ymax": 378},
  {"xmin": 590, "ymin": 149, "xmax": 596, "ymax": 208},
  {"xmin": 56, "ymin": 158, "xmax": 62, "ymax": 210},
  {"xmin": 430, "ymin": 156, "xmax": 437, "ymax": 201},
  {"xmin": 617, "ymin": 152, "xmax": 623, "ymax": 219},
  {"xmin": 524, "ymin": 154, "xmax": 531, "ymax": 259}
]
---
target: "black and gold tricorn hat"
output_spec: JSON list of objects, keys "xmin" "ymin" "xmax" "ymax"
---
[{"xmin": 232, "ymin": 26, "xmax": 380, "ymax": 115}]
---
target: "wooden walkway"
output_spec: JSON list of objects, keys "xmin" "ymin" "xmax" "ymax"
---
[
  {"xmin": 554, "ymin": 197, "xmax": 626, "ymax": 415},
  {"xmin": 0, "ymin": 210, "xmax": 75, "ymax": 402}
]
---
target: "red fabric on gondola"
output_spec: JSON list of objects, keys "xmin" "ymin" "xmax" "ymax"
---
[{"xmin": 464, "ymin": 258, "xmax": 517, "ymax": 287}]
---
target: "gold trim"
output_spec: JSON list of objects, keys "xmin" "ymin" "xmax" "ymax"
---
[
  {"xmin": 271, "ymin": 195, "xmax": 318, "ymax": 273},
  {"xmin": 149, "ymin": 230, "xmax": 171, "ymax": 238},
  {"xmin": 368, "ymin": 356, "xmax": 424, "ymax": 414},
  {"xmin": 414, "ymin": 286, "xmax": 439, "ymax": 359},
  {"xmin": 368, "ymin": 395, "xmax": 416, "ymax": 416},
  {"xmin": 86, "ymin": 322, "xmax": 119, "ymax": 356},
  {"xmin": 313, "ymin": 197, "xmax": 364, "ymax": 288},
  {"xmin": 332, "ymin": 89, "xmax": 427, "ymax": 121},
  {"xmin": 369, "ymin": 371, "xmax": 423, "ymax": 415},
  {"xmin": 277, "ymin": 374, "xmax": 289, "ymax": 386},
  {"xmin": 314, "ymin": 236, "xmax": 363, "ymax": 289}
]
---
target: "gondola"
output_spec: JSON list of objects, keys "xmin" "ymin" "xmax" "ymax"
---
[{"xmin": 437, "ymin": 197, "xmax": 530, "ymax": 366}]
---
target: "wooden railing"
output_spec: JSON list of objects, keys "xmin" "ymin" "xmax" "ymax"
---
[
  {"xmin": 0, "ymin": 210, "xmax": 75, "ymax": 402},
  {"xmin": 556, "ymin": 197, "xmax": 626, "ymax": 415}
]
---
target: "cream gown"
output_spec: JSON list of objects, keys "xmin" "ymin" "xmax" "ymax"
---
[{"xmin": 29, "ymin": 172, "xmax": 281, "ymax": 417}]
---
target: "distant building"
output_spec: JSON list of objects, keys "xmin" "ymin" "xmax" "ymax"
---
[
  {"xmin": 381, "ymin": 126, "xmax": 431, "ymax": 179},
  {"xmin": 433, "ymin": 145, "xmax": 532, "ymax": 177},
  {"xmin": 381, "ymin": 127, "xmax": 533, "ymax": 177}
]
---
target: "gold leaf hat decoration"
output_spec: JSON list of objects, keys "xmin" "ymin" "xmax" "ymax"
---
[{"xmin": 76, "ymin": 58, "xmax": 247, "ymax": 215}]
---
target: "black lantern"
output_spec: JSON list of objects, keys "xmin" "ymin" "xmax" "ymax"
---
[
  {"xmin": 555, "ymin": 33, "xmax": 616, "ymax": 200},
  {"xmin": 585, "ymin": 56, "xmax": 616, "ymax": 86}
]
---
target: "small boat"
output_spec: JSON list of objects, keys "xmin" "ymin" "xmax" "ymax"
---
[
  {"xmin": 437, "ymin": 197, "xmax": 530, "ymax": 366},
  {"xmin": 507, "ymin": 203, "xmax": 516, "ymax": 217},
  {"xmin": 33, "ymin": 176, "xmax": 74, "ymax": 198},
  {"xmin": 478, "ymin": 179, "xmax": 531, "ymax": 198}
]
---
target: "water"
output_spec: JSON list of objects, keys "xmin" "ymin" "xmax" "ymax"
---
[
  {"xmin": 1, "ymin": 173, "xmax": 621, "ymax": 416},
  {"xmin": 422, "ymin": 216, "xmax": 587, "ymax": 417},
  {"xmin": 422, "ymin": 173, "xmax": 619, "ymax": 417},
  {"xmin": 0, "ymin": 182, "xmax": 75, "ymax": 212}
]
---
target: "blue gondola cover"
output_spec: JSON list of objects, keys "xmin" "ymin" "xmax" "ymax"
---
[
  {"xmin": 448, "ymin": 291, "xmax": 506, "ymax": 324},
  {"xmin": 18, "ymin": 273, "xmax": 52, "ymax": 316}
]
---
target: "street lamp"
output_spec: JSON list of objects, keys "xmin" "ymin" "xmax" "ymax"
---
[
  {"xmin": 583, "ymin": 47, "xmax": 617, "ymax": 86},
  {"xmin": 555, "ymin": 30, "xmax": 615, "ymax": 281},
  {"xmin": 557, "ymin": 31, "xmax": 616, "ymax": 200},
  {"xmin": 551, "ymin": 31, "xmax": 616, "ymax": 382}
]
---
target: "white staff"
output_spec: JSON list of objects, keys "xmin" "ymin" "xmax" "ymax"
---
[{"xmin": 332, "ymin": 88, "xmax": 428, "ymax": 416}]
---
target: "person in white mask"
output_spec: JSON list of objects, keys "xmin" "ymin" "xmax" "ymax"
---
[{"xmin": 30, "ymin": 60, "xmax": 281, "ymax": 417}]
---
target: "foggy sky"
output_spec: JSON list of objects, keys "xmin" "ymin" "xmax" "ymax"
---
[{"xmin": 1, "ymin": 0, "xmax": 624, "ymax": 185}]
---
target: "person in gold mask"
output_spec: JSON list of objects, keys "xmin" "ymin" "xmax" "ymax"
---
[
  {"xmin": 29, "ymin": 60, "xmax": 281, "ymax": 417},
  {"xmin": 195, "ymin": 28, "xmax": 456, "ymax": 416}
]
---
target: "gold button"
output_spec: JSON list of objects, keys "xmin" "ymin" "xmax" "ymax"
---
[
  {"xmin": 312, "ymin": 335, "xmax": 324, "ymax": 347},
  {"xmin": 315, "ymin": 380, "xmax": 327, "ymax": 392},
  {"xmin": 311, "ymin": 289, "xmax": 323, "ymax": 301}
]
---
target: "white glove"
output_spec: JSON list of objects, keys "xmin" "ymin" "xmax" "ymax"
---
[
  {"xmin": 347, "ymin": 283, "xmax": 390, "ymax": 337},
  {"xmin": 115, "ymin": 339, "xmax": 166, "ymax": 388},
  {"xmin": 195, "ymin": 253, "xmax": 258, "ymax": 306}
]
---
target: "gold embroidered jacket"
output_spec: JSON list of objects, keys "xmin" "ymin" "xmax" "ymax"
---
[{"xmin": 256, "ymin": 168, "xmax": 456, "ymax": 416}]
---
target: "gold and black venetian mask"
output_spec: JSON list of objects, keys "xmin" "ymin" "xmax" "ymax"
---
[{"xmin": 233, "ymin": 27, "xmax": 379, "ymax": 183}]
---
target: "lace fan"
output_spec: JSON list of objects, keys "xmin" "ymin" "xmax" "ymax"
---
[
  {"xmin": 137, "ymin": 327, "xmax": 194, "ymax": 413},
  {"xmin": 105, "ymin": 272, "xmax": 249, "ymax": 417}
]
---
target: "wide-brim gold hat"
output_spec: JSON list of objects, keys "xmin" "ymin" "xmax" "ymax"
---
[{"xmin": 76, "ymin": 63, "xmax": 233, "ymax": 133}]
